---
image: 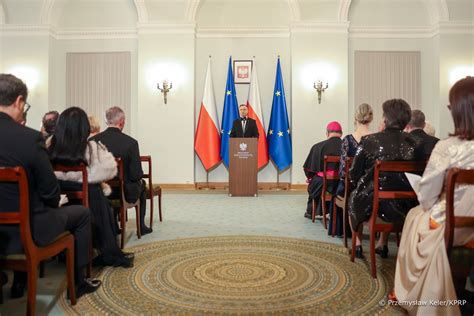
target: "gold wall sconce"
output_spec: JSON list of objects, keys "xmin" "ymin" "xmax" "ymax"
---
[
  {"xmin": 313, "ymin": 80, "xmax": 328, "ymax": 104},
  {"xmin": 157, "ymin": 80, "xmax": 172, "ymax": 104}
]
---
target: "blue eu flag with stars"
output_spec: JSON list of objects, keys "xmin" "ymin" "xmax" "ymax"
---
[
  {"xmin": 220, "ymin": 56, "xmax": 239, "ymax": 167},
  {"xmin": 267, "ymin": 57, "xmax": 292, "ymax": 171}
]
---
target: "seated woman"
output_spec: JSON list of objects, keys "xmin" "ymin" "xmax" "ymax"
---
[
  {"xmin": 48, "ymin": 107, "xmax": 133, "ymax": 268},
  {"xmin": 394, "ymin": 76, "xmax": 474, "ymax": 315},
  {"xmin": 348, "ymin": 99, "xmax": 423, "ymax": 258},
  {"xmin": 328, "ymin": 103, "xmax": 373, "ymax": 236}
]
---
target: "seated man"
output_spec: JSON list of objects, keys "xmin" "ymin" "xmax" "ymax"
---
[
  {"xmin": 303, "ymin": 121, "xmax": 342, "ymax": 219},
  {"xmin": 404, "ymin": 109, "xmax": 439, "ymax": 159},
  {"xmin": 91, "ymin": 106, "xmax": 152, "ymax": 235},
  {"xmin": 40, "ymin": 110, "xmax": 59, "ymax": 139},
  {"xmin": 0, "ymin": 74, "xmax": 99, "ymax": 299}
]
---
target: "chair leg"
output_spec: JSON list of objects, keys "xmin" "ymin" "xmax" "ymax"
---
[
  {"xmin": 396, "ymin": 232, "xmax": 400, "ymax": 247},
  {"xmin": 350, "ymin": 226, "xmax": 356, "ymax": 262},
  {"xmin": 136, "ymin": 205, "xmax": 141, "ymax": 239},
  {"xmin": 343, "ymin": 206, "xmax": 348, "ymax": 248},
  {"xmin": 149, "ymin": 191, "xmax": 154, "ymax": 230},
  {"xmin": 331, "ymin": 199, "xmax": 337, "ymax": 237},
  {"xmin": 120, "ymin": 206, "xmax": 126, "ymax": 249},
  {"xmin": 370, "ymin": 229, "xmax": 377, "ymax": 279},
  {"xmin": 322, "ymin": 198, "xmax": 328, "ymax": 229},
  {"xmin": 158, "ymin": 192, "xmax": 162, "ymax": 222},
  {"xmin": 312, "ymin": 199, "xmax": 316, "ymax": 223},
  {"xmin": 27, "ymin": 262, "xmax": 38, "ymax": 316},
  {"xmin": 86, "ymin": 241, "xmax": 92, "ymax": 278},
  {"xmin": 66, "ymin": 246, "xmax": 76, "ymax": 305}
]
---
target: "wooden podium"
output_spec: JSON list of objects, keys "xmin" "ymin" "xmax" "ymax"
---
[{"xmin": 229, "ymin": 138, "xmax": 258, "ymax": 197}]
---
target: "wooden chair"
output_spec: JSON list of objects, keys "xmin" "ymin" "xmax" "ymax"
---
[
  {"xmin": 52, "ymin": 164, "xmax": 92, "ymax": 277},
  {"xmin": 0, "ymin": 167, "xmax": 76, "ymax": 315},
  {"xmin": 334, "ymin": 157, "xmax": 353, "ymax": 247},
  {"xmin": 350, "ymin": 160, "xmax": 427, "ymax": 278},
  {"xmin": 140, "ymin": 156, "xmax": 162, "ymax": 228},
  {"xmin": 107, "ymin": 158, "xmax": 140, "ymax": 249},
  {"xmin": 313, "ymin": 155, "xmax": 340, "ymax": 228},
  {"xmin": 445, "ymin": 168, "xmax": 474, "ymax": 297}
]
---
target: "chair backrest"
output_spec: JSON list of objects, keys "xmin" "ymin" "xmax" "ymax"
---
[
  {"xmin": 140, "ymin": 155, "xmax": 152, "ymax": 189},
  {"xmin": 342, "ymin": 157, "xmax": 353, "ymax": 200},
  {"xmin": 107, "ymin": 158, "xmax": 126, "ymax": 202},
  {"xmin": 0, "ymin": 166, "xmax": 35, "ymax": 254},
  {"xmin": 445, "ymin": 168, "xmax": 474, "ymax": 254},
  {"xmin": 53, "ymin": 164, "xmax": 89, "ymax": 208},
  {"xmin": 322, "ymin": 155, "xmax": 340, "ymax": 194},
  {"xmin": 371, "ymin": 160, "xmax": 427, "ymax": 225}
]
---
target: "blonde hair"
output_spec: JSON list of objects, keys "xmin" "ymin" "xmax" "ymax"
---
[
  {"xmin": 355, "ymin": 103, "xmax": 373, "ymax": 124},
  {"xmin": 88, "ymin": 115, "xmax": 101, "ymax": 134}
]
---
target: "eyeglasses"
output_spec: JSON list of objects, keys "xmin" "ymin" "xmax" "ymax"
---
[{"xmin": 24, "ymin": 102, "xmax": 31, "ymax": 114}]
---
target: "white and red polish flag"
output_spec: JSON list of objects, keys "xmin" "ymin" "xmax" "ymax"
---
[
  {"xmin": 195, "ymin": 58, "xmax": 221, "ymax": 171},
  {"xmin": 246, "ymin": 58, "xmax": 269, "ymax": 169}
]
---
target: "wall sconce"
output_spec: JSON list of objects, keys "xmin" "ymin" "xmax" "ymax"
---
[
  {"xmin": 157, "ymin": 80, "xmax": 172, "ymax": 104},
  {"xmin": 313, "ymin": 80, "xmax": 328, "ymax": 104}
]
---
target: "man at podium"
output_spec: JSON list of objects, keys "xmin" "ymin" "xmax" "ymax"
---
[{"xmin": 230, "ymin": 104, "xmax": 259, "ymax": 138}]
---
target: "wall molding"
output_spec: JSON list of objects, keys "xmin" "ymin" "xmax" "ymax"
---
[
  {"xmin": 54, "ymin": 27, "xmax": 138, "ymax": 40},
  {"xmin": 185, "ymin": 0, "xmax": 201, "ymax": 22},
  {"xmin": 40, "ymin": 0, "xmax": 55, "ymax": 25},
  {"xmin": 349, "ymin": 22, "xmax": 473, "ymax": 39},
  {"xmin": 197, "ymin": 26, "xmax": 289, "ymax": 38},
  {"xmin": 290, "ymin": 21, "xmax": 350, "ymax": 34},
  {"xmin": 337, "ymin": 0, "xmax": 352, "ymax": 22},
  {"xmin": 134, "ymin": 0, "xmax": 149, "ymax": 23},
  {"xmin": 287, "ymin": 0, "xmax": 301, "ymax": 21},
  {"xmin": 137, "ymin": 22, "xmax": 195, "ymax": 34}
]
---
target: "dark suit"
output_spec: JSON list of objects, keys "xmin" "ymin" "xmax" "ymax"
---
[
  {"xmin": 410, "ymin": 129, "xmax": 439, "ymax": 159},
  {"xmin": 90, "ymin": 127, "xmax": 148, "ymax": 228},
  {"xmin": 0, "ymin": 112, "xmax": 91, "ymax": 277},
  {"xmin": 230, "ymin": 117, "xmax": 259, "ymax": 138}
]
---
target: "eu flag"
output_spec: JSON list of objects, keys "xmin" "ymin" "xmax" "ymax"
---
[
  {"xmin": 267, "ymin": 57, "xmax": 292, "ymax": 171},
  {"xmin": 220, "ymin": 56, "xmax": 239, "ymax": 167}
]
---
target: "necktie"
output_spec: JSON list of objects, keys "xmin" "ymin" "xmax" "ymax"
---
[{"xmin": 241, "ymin": 118, "xmax": 247, "ymax": 133}]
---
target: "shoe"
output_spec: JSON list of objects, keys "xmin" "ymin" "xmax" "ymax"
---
[
  {"xmin": 375, "ymin": 245, "xmax": 389, "ymax": 258},
  {"xmin": 113, "ymin": 256, "xmax": 134, "ymax": 268},
  {"xmin": 123, "ymin": 252, "xmax": 135, "ymax": 259},
  {"xmin": 140, "ymin": 226, "xmax": 153, "ymax": 236},
  {"xmin": 304, "ymin": 212, "xmax": 312, "ymax": 219},
  {"xmin": 10, "ymin": 281, "xmax": 26, "ymax": 299},
  {"xmin": 74, "ymin": 279, "xmax": 101, "ymax": 299},
  {"xmin": 355, "ymin": 245, "xmax": 364, "ymax": 259}
]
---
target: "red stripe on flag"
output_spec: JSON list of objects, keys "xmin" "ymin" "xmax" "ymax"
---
[
  {"xmin": 195, "ymin": 103, "xmax": 221, "ymax": 170},
  {"xmin": 247, "ymin": 104, "xmax": 269, "ymax": 169}
]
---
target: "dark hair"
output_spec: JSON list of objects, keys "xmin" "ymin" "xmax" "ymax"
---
[
  {"xmin": 42, "ymin": 111, "xmax": 60, "ymax": 135},
  {"xmin": 49, "ymin": 107, "xmax": 90, "ymax": 166},
  {"xmin": 449, "ymin": 76, "xmax": 474, "ymax": 140},
  {"xmin": 382, "ymin": 99, "xmax": 412, "ymax": 130},
  {"xmin": 0, "ymin": 74, "xmax": 28, "ymax": 106},
  {"xmin": 408, "ymin": 109, "xmax": 426, "ymax": 128}
]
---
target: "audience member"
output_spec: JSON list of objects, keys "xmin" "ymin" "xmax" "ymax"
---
[
  {"xmin": 423, "ymin": 120, "xmax": 436, "ymax": 136},
  {"xmin": 90, "ymin": 106, "xmax": 152, "ymax": 235},
  {"xmin": 41, "ymin": 110, "xmax": 59, "ymax": 139},
  {"xmin": 394, "ymin": 76, "xmax": 474, "ymax": 315},
  {"xmin": 328, "ymin": 103, "xmax": 373, "ymax": 236},
  {"xmin": 48, "ymin": 107, "xmax": 134, "ymax": 268},
  {"xmin": 348, "ymin": 99, "xmax": 423, "ymax": 259},
  {"xmin": 405, "ymin": 109, "xmax": 439, "ymax": 159},
  {"xmin": 0, "ymin": 74, "xmax": 99, "ymax": 299},
  {"xmin": 303, "ymin": 121, "xmax": 342, "ymax": 219},
  {"xmin": 88, "ymin": 115, "xmax": 101, "ymax": 138}
]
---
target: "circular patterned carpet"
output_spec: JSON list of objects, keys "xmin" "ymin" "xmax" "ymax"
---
[{"xmin": 60, "ymin": 236, "xmax": 397, "ymax": 314}]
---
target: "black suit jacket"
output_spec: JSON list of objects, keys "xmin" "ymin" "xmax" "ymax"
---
[
  {"xmin": 410, "ymin": 129, "xmax": 439, "ymax": 159},
  {"xmin": 0, "ymin": 112, "xmax": 63, "ymax": 253},
  {"xmin": 90, "ymin": 127, "xmax": 144, "ymax": 203},
  {"xmin": 229, "ymin": 117, "xmax": 259, "ymax": 138}
]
